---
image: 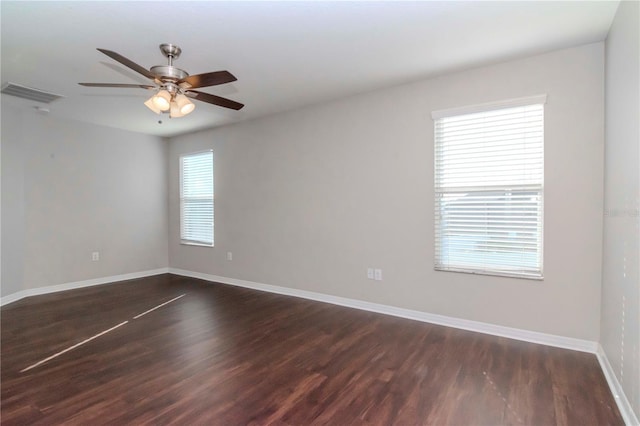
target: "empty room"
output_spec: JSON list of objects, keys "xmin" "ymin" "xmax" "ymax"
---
[{"xmin": 1, "ymin": 1, "xmax": 638, "ymax": 425}]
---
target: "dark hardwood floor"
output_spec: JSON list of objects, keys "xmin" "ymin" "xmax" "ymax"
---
[{"xmin": 1, "ymin": 274, "xmax": 624, "ymax": 425}]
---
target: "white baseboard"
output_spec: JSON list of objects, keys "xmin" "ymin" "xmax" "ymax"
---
[
  {"xmin": 597, "ymin": 344, "xmax": 640, "ymax": 426},
  {"xmin": 168, "ymin": 268, "xmax": 597, "ymax": 353},
  {"xmin": 0, "ymin": 268, "xmax": 170, "ymax": 307}
]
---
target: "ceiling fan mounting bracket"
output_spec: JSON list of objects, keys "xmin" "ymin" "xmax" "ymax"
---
[{"xmin": 159, "ymin": 43, "xmax": 181, "ymax": 61}]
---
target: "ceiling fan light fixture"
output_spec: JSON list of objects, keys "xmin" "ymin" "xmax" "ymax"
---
[
  {"xmin": 144, "ymin": 97, "xmax": 162, "ymax": 114},
  {"xmin": 169, "ymin": 101, "xmax": 184, "ymax": 118},
  {"xmin": 175, "ymin": 94, "xmax": 195, "ymax": 115},
  {"xmin": 152, "ymin": 89, "xmax": 171, "ymax": 111}
]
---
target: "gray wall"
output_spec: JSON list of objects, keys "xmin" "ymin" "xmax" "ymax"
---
[
  {"xmin": 1, "ymin": 105, "xmax": 25, "ymax": 297},
  {"xmin": 1, "ymin": 102, "xmax": 169, "ymax": 296},
  {"xmin": 169, "ymin": 43, "xmax": 605, "ymax": 341},
  {"xmin": 602, "ymin": 0, "xmax": 640, "ymax": 418}
]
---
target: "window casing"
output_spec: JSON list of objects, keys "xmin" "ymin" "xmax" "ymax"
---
[
  {"xmin": 180, "ymin": 150, "xmax": 214, "ymax": 246},
  {"xmin": 432, "ymin": 95, "xmax": 545, "ymax": 279}
]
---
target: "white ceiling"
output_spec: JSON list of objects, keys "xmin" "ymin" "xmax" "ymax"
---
[{"xmin": 1, "ymin": 1, "xmax": 619, "ymax": 137}]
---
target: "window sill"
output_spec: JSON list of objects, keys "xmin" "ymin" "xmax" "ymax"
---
[
  {"xmin": 435, "ymin": 266, "xmax": 543, "ymax": 281},
  {"xmin": 180, "ymin": 241, "xmax": 214, "ymax": 248}
]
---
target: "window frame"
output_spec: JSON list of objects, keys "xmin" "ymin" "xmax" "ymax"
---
[
  {"xmin": 179, "ymin": 149, "xmax": 214, "ymax": 247},
  {"xmin": 432, "ymin": 95, "xmax": 546, "ymax": 280}
]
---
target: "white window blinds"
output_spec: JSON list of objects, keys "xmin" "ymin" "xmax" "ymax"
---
[
  {"xmin": 433, "ymin": 96, "xmax": 545, "ymax": 279},
  {"xmin": 180, "ymin": 151, "xmax": 214, "ymax": 246}
]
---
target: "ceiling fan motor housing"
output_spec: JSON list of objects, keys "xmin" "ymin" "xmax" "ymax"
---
[{"xmin": 150, "ymin": 65, "xmax": 189, "ymax": 82}]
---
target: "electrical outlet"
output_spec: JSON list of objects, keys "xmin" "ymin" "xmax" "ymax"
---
[
  {"xmin": 367, "ymin": 268, "xmax": 374, "ymax": 279},
  {"xmin": 227, "ymin": 251, "xmax": 233, "ymax": 261},
  {"xmin": 92, "ymin": 252, "xmax": 100, "ymax": 261},
  {"xmin": 374, "ymin": 269, "xmax": 382, "ymax": 281}
]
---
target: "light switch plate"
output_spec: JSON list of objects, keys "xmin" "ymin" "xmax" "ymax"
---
[{"xmin": 374, "ymin": 269, "xmax": 382, "ymax": 281}]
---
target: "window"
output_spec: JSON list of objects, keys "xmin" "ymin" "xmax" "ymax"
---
[
  {"xmin": 432, "ymin": 95, "xmax": 545, "ymax": 279},
  {"xmin": 180, "ymin": 150, "xmax": 214, "ymax": 246}
]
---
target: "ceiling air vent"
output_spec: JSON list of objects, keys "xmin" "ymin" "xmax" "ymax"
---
[{"xmin": 1, "ymin": 82, "xmax": 64, "ymax": 103}]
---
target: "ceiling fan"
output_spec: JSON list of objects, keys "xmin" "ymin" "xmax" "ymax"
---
[{"xmin": 79, "ymin": 43, "xmax": 243, "ymax": 118}]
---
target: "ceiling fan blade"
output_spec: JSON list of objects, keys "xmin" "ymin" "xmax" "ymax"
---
[
  {"xmin": 186, "ymin": 90, "xmax": 244, "ymax": 110},
  {"xmin": 97, "ymin": 48, "xmax": 156, "ymax": 80},
  {"xmin": 179, "ymin": 71, "xmax": 237, "ymax": 89},
  {"xmin": 79, "ymin": 83, "xmax": 156, "ymax": 89}
]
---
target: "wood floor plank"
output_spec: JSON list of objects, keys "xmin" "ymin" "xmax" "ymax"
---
[{"xmin": 1, "ymin": 274, "xmax": 625, "ymax": 425}]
